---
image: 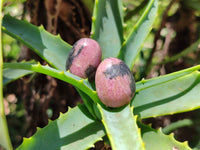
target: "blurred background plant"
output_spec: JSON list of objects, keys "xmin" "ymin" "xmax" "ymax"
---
[{"xmin": 2, "ymin": 0, "xmax": 200, "ymax": 149}]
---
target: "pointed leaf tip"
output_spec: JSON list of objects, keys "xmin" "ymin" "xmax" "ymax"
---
[
  {"xmin": 139, "ymin": 122, "xmax": 192, "ymax": 150},
  {"xmin": 118, "ymin": 0, "xmax": 158, "ymax": 69},
  {"xmin": 39, "ymin": 25, "xmax": 45, "ymax": 29},
  {"xmin": 36, "ymin": 127, "xmax": 41, "ymax": 131}
]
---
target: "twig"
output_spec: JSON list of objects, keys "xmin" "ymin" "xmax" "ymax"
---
[
  {"xmin": 159, "ymin": 38, "xmax": 200, "ymax": 65},
  {"xmin": 145, "ymin": 0, "xmax": 180, "ymax": 76}
]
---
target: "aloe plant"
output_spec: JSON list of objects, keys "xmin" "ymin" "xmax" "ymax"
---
[{"xmin": 1, "ymin": 0, "xmax": 199, "ymax": 149}]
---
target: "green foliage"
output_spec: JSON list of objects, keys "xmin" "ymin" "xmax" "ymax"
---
[
  {"xmin": 0, "ymin": 0, "xmax": 13, "ymax": 150},
  {"xmin": 133, "ymin": 65, "xmax": 200, "ymax": 118},
  {"xmin": 134, "ymin": 70, "xmax": 200, "ymax": 119},
  {"xmin": 98, "ymin": 105, "xmax": 144, "ymax": 150},
  {"xmin": 1, "ymin": 0, "xmax": 200, "ymax": 149},
  {"xmin": 81, "ymin": 0, "xmax": 94, "ymax": 14},
  {"xmin": 2, "ymin": 33, "xmax": 21, "ymax": 61},
  {"xmin": 182, "ymin": 0, "xmax": 200, "ymax": 11},
  {"xmin": 162, "ymin": 119, "xmax": 194, "ymax": 135},
  {"xmin": 139, "ymin": 122, "xmax": 192, "ymax": 150},
  {"xmin": 3, "ymin": 68, "xmax": 33, "ymax": 85},
  {"xmin": 162, "ymin": 39, "xmax": 200, "ymax": 64},
  {"xmin": 3, "ymin": 0, "xmax": 26, "ymax": 3},
  {"xmin": 3, "ymin": 62, "xmax": 99, "ymax": 103},
  {"xmin": 2, "ymin": 15, "xmax": 71, "ymax": 70},
  {"xmin": 118, "ymin": 0, "xmax": 158, "ymax": 69},
  {"xmin": 17, "ymin": 104, "xmax": 105, "ymax": 150},
  {"xmin": 91, "ymin": 0, "xmax": 124, "ymax": 59}
]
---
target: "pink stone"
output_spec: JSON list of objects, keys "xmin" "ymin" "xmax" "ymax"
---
[
  {"xmin": 66, "ymin": 38, "xmax": 102, "ymax": 80},
  {"xmin": 95, "ymin": 57, "xmax": 135, "ymax": 108}
]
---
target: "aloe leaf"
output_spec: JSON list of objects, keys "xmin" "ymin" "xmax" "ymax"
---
[
  {"xmin": 162, "ymin": 119, "xmax": 194, "ymax": 135},
  {"xmin": 3, "ymin": 62, "xmax": 100, "ymax": 103},
  {"xmin": 0, "ymin": 1, "xmax": 13, "ymax": 150},
  {"xmin": 17, "ymin": 104, "xmax": 105, "ymax": 150},
  {"xmin": 118, "ymin": 0, "xmax": 158, "ymax": 69},
  {"xmin": 3, "ymin": 62, "xmax": 101, "ymax": 120},
  {"xmin": 76, "ymin": 89, "xmax": 97, "ymax": 119},
  {"xmin": 3, "ymin": 68, "xmax": 33, "ymax": 85},
  {"xmin": 138, "ymin": 122, "xmax": 192, "ymax": 150},
  {"xmin": 91, "ymin": 0, "xmax": 124, "ymax": 59},
  {"xmin": 2, "ymin": 15, "xmax": 71, "ymax": 70},
  {"xmin": 135, "ymin": 65, "xmax": 200, "ymax": 92},
  {"xmin": 132, "ymin": 69, "xmax": 200, "ymax": 119},
  {"xmin": 98, "ymin": 104, "xmax": 144, "ymax": 150}
]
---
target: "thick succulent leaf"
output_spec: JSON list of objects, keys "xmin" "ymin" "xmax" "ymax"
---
[
  {"xmin": 98, "ymin": 104, "xmax": 144, "ymax": 150},
  {"xmin": 3, "ymin": 68, "xmax": 33, "ymax": 85},
  {"xmin": 91, "ymin": 0, "xmax": 124, "ymax": 59},
  {"xmin": 132, "ymin": 65, "xmax": 200, "ymax": 119},
  {"xmin": 138, "ymin": 122, "xmax": 192, "ymax": 150},
  {"xmin": 136, "ymin": 65, "xmax": 200, "ymax": 92},
  {"xmin": 2, "ymin": 15, "xmax": 71, "ymax": 70},
  {"xmin": 3, "ymin": 62, "xmax": 100, "ymax": 103},
  {"xmin": 0, "ymin": 1, "xmax": 13, "ymax": 150},
  {"xmin": 0, "ymin": 115, "xmax": 13, "ymax": 150},
  {"xmin": 76, "ymin": 89, "xmax": 97, "ymax": 119},
  {"xmin": 117, "ymin": 0, "xmax": 158, "ymax": 69},
  {"xmin": 17, "ymin": 104, "xmax": 105, "ymax": 150},
  {"xmin": 162, "ymin": 119, "xmax": 194, "ymax": 135}
]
